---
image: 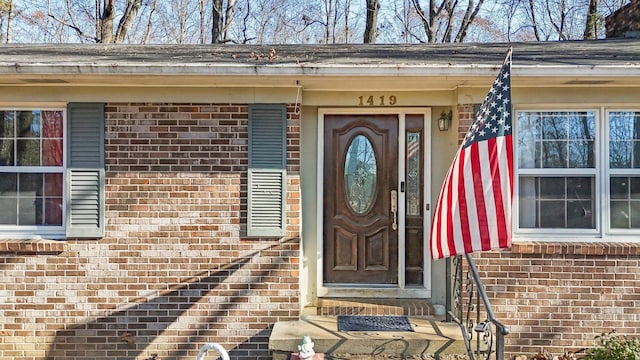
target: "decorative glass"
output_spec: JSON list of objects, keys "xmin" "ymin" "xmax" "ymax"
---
[
  {"xmin": 406, "ymin": 132, "xmax": 421, "ymax": 216},
  {"xmin": 344, "ymin": 135, "xmax": 377, "ymax": 214}
]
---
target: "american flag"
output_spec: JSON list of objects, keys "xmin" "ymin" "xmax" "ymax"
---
[{"xmin": 430, "ymin": 48, "xmax": 513, "ymax": 259}]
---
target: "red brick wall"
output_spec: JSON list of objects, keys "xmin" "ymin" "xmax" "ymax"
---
[
  {"xmin": 458, "ymin": 104, "xmax": 640, "ymax": 357},
  {"xmin": 476, "ymin": 244, "xmax": 640, "ymax": 356},
  {"xmin": 0, "ymin": 103, "xmax": 301, "ymax": 360},
  {"xmin": 606, "ymin": 0, "xmax": 640, "ymax": 38}
]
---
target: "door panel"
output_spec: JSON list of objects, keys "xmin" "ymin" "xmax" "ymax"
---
[
  {"xmin": 405, "ymin": 114, "xmax": 425, "ymax": 285},
  {"xmin": 324, "ymin": 114, "xmax": 398, "ymax": 284}
]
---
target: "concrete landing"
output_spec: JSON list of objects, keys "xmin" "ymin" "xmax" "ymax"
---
[{"xmin": 269, "ymin": 315, "xmax": 466, "ymax": 360}]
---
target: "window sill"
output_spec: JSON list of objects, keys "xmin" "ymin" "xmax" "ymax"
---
[
  {"xmin": 0, "ymin": 239, "xmax": 67, "ymax": 255},
  {"xmin": 511, "ymin": 241, "xmax": 640, "ymax": 256}
]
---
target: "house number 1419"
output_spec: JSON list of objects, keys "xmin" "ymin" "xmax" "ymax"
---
[{"xmin": 358, "ymin": 95, "xmax": 397, "ymax": 106}]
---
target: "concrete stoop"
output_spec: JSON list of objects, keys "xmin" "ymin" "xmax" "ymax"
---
[{"xmin": 269, "ymin": 315, "xmax": 467, "ymax": 360}]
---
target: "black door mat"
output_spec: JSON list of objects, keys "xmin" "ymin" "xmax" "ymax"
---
[{"xmin": 337, "ymin": 315, "xmax": 414, "ymax": 332}]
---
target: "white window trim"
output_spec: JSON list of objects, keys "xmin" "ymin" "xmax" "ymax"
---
[
  {"xmin": 0, "ymin": 107, "xmax": 67, "ymax": 238},
  {"xmin": 605, "ymin": 108, "xmax": 640, "ymax": 236},
  {"xmin": 514, "ymin": 107, "xmax": 640, "ymax": 243}
]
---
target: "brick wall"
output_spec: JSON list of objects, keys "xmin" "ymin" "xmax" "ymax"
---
[
  {"xmin": 458, "ymin": 104, "xmax": 640, "ymax": 357},
  {"xmin": 0, "ymin": 103, "xmax": 301, "ymax": 360},
  {"xmin": 606, "ymin": 0, "xmax": 640, "ymax": 38},
  {"xmin": 476, "ymin": 244, "xmax": 640, "ymax": 356}
]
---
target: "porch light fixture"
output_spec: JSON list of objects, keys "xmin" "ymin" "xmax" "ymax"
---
[{"xmin": 438, "ymin": 110, "xmax": 452, "ymax": 131}]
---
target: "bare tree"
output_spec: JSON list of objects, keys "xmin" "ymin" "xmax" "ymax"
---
[
  {"xmin": 43, "ymin": 0, "xmax": 144, "ymax": 43},
  {"xmin": 408, "ymin": 0, "xmax": 486, "ymax": 42},
  {"xmin": 212, "ymin": 0, "xmax": 236, "ymax": 43},
  {"xmin": 0, "ymin": 0, "xmax": 13, "ymax": 43},
  {"xmin": 454, "ymin": 0, "xmax": 485, "ymax": 42},
  {"xmin": 141, "ymin": 0, "xmax": 157, "ymax": 44},
  {"xmin": 583, "ymin": 0, "xmax": 600, "ymax": 39},
  {"xmin": 344, "ymin": 0, "xmax": 352, "ymax": 42},
  {"xmin": 363, "ymin": 0, "xmax": 380, "ymax": 43},
  {"xmin": 98, "ymin": 0, "xmax": 143, "ymax": 43}
]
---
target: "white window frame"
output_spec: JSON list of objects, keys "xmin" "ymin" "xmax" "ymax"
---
[
  {"xmin": 0, "ymin": 107, "xmax": 67, "ymax": 238},
  {"xmin": 514, "ymin": 107, "xmax": 640, "ymax": 243},
  {"xmin": 605, "ymin": 109, "xmax": 640, "ymax": 235}
]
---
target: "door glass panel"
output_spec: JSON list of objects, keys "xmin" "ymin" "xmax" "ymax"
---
[
  {"xmin": 406, "ymin": 132, "xmax": 421, "ymax": 216},
  {"xmin": 405, "ymin": 114, "xmax": 424, "ymax": 286},
  {"xmin": 344, "ymin": 134, "xmax": 377, "ymax": 214}
]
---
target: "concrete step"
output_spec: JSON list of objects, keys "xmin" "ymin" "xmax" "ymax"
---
[{"xmin": 269, "ymin": 315, "xmax": 467, "ymax": 360}]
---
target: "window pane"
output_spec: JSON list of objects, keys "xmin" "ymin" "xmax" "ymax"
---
[
  {"xmin": 0, "ymin": 108, "xmax": 65, "ymax": 229},
  {"xmin": 567, "ymin": 200, "xmax": 594, "ymax": 228},
  {"xmin": 568, "ymin": 113, "xmax": 595, "ymax": 141},
  {"xmin": 517, "ymin": 113, "xmax": 540, "ymax": 168},
  {"xmin": 610, "ymin": 140, "xmax": 631, "ymax": 168},
  {"xmin": 634, "ymin": 141, "xmax": 640, "ymax": 168},
  {"xmin": 541, "ymin": 114, "xmax": 567, "ymax": 140},
  {"xmin": 0, "ymin": 172, "xmax": 62, "ymax": 226},
  {"xmin": 16, "ymin": 139, "xmax": 40, "ymax": 166},
  {"xmin": 568, "ymin": 177, "xmax": 592, "ymax": 200},
  {"xmin": 42, "ymin": 111, "xmax": 63, "ymax": 138},
  {"xmin": 0, "ymin": 197, "xmax": 17, "ymax": 224},
  {"xmin": 610, "ymin": 176, "xmax": 640, "ymax": 229},
  {"xmin": 0, "ymin": 173, "xmax": 17, "ymax": 195},
  {"xmin": 17, "ymin": 111, "xmax": 41, "ymax": 138},
  {"xmin": 45, "ymin": 173, "xmax": 63, "ymax": 196},
  {"xmin": 541, "ymin": 140, "xmax": 566, "ymax": 167},
  {"xmin": 0, "ymin": 139, "xmax": 14, "ymax": 166},
  {"xmin": 43, "ymin": 139, "xmax": 63, "ymax": 166},
  {"xmin": 539, "ymin": 177, "xmax": 564, "ymax": 199},
  {"xmin": 19, "ymin": 197, "xmax": 41, "ymax": 225},
  {"xmin": 631, "ymin": 202, "xmax": 640, "ymax": 228},
  {"xmin": 631, "ymin": 177, "xmax": 640, "ymax": 200},
  {"xmin": 610, "ymin": 177, "xmax": 629, "ymax": 199},
  {"xmin": 0, "ymin": 111, "xmax": 14, "ymax": 137},
  {"xmin": 20, "ymin": 173, "xmax": 43, "ymax": 193},
  {"xmin": 609, "ymin": 111, "xmax": 640, "ymax": 169},
  {"xmin": 519, "ymin": 176, "xmax": 595, "ymax": 229},
  {"xmin": 539, "ymin": 201, "xmax": 565, "ymax": 228},
  {"xmin": 17, "ymin": 173, "xmax": 43, "ymax": 226},
  {"xmin": 519, "ymin": 111, "xmax": 595, "ymax": 170},
  {"xmin": 45, "ymin": 197, "xmax": 63, "ymax": 226},
  {"xmin": 610, "ymin": 200, "xmax": 629, "ymax": 228},
  {"xmin": 609, "ymin": 112, "xmax": 633, "ymax": 140},
  {"xmin": 519, "ymin": 177, "xmax": 537, "ymax": 228},
  {"xmin": 569, "ymin": 140, "xmax": 594, "ymax": 168}
]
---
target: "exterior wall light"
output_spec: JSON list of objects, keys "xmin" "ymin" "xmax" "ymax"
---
[{"xmin": 438, "ymin": 110, "xmax": 453, "ymax": 131}]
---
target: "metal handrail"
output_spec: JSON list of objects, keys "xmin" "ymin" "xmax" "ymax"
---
[{"xmin": 447, "ymin": 254, "xmax": 510, "ymax": 360}]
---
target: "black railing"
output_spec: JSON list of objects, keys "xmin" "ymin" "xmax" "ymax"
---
[{"xmin": 446, "ymin": 254, "xmax": 509, "ymax": 360}]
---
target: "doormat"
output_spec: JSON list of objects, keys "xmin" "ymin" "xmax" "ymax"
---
[{"xmin": 337, "ymin": 315, "xmax": 414, "ymax": 332}]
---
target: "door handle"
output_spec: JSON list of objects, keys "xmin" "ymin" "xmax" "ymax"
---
[{"xmin": 391, "ymin": 190, "xmax": 398, "ymax": 230}]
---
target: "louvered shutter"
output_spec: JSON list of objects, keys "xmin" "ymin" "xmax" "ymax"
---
[
  {"xmin": 247, "ymin": 104, "xmax": 287, "ymax": 237},
  {"xmin": 66, "ymin": 103, "xmax": 105, "ymax": 238}
]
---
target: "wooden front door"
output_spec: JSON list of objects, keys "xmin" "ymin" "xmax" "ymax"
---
[{"xmin": 324, "ymin": 115, "xmax": 398, "ymax": 284}]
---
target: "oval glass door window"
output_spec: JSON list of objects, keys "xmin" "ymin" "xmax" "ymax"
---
[{"xmin": 344, "ymin": 135, "xmax": 377, "ymax": 214}]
